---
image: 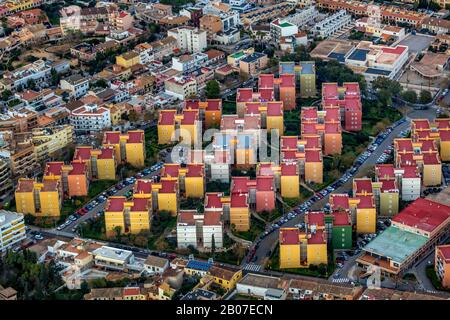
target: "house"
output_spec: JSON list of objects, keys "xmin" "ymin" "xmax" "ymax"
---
[{"xmin": 144, "ymin": 255, "xmax": 169, "ymax": 275}]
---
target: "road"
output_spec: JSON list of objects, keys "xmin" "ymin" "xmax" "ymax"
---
[{"xmin": 246, "ymin": 105, "xmax": 438, "ymax": 270}]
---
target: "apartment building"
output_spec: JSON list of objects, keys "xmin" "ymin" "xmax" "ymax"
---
[
  {"xmin": 167, "ymin": 26, "xmax": 207, "ymax": 53},
  {"xmin": 103, "ymin": 130, "xmax": 145, "ymax": 168},
  {"xmin": 435, "ymin": 245, "xmax": 450, "ymax": 289},
  {"xmin": 177, "ymin": 209, "xmax": 223, "ymax": 249},
  {"xmin": 31, "ymin": 125, "xmax": 74, "ymax": 163},
  {"xmin": 15, "ymin": 178, "xmax": 62, "ymax": 217},
  {"xmin": 314, "ymin": 10, "xmax": 351, "ymax": 38},
  {"xmin": 240, "ymin": 2, "xmax": 295, "ymax": 25},
  {"xmin": 70, "ymin": 103, "xmax": 112, "ymax": 133},
  {"xmin": 230, "ymin": 193, "xmax": 250, "ymax": 232},
  {"xmin": 134, "ymin": 36, "xmax": 177, "ymax": 64},
  {"xmin": 285, "ymin": 6, "xmax": 319, "ymax": 27},
  {"xmin": 164, "ymin": 76, "xmax": 198, "ymax": 100},
  {"xmin": 184, "ymin": 99, "xmax": 222, "ymax": 129},
  {"xmin": 0, "ymin": 59, "xmax": 69, "ymax": 91},
  {"xmin": 43, "ymin": 161, "xmax": 89, "ymax": 198},
  {"xmin": 239, "ymin": 52, "xmax": 268, "ymax": 77},
  {"xmin": 0, "ymin": 108, "xmax": 38, "ymax": 133},
  {"xmin": 73, "ymin": 146, "xmax": 116, "ymax": 180},
  {"xmin": 0, "ymin": 158, "xmax": 13, "ymax": 198},
  {"xmin": 104, "ymin": 196, "xmax": 151, "ymax": 237},
  {"xmin": 60, "ymin": 74, "xmax": 89, "ymax": 99},
  {"xmin": 322, "ymin": 82, "xmax": 362, "ymax": 132},
  {"xmin": 357, "ymin": 198, "xmax": 450, "ymax": 276},
  {"xmin": 0, "ymin": 210, "xmax": 26, "ymax": 252},
  {"xmin": 172, "ymin": 53, "xmax": 208, "ymax": 74}
]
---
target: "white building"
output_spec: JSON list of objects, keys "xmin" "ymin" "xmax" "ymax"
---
[
  {"xmin": 144, "ymin": 255, "xmax": 169, "ymax": 275},
  {"xmin": 270, "ymin": 19, "xmax": 299, "ymax": 42},
  {"xmin": 164, "ymin": 76, "xmax": 197, "ymax": 100},
  {"xmin": 397, "ymin": 167, "xmax": 421, "ymax": 201},
  {"xmin": 177, "ymin": 210, "xmax": 223, "ymax": 249},
  {"xmin": 237, "ymin": 273, "xmax": 281, "ymax": 298},
  {"xmin": 285, "ymin": 6, "xmax": 319, "ymax": 27},
  {"xmin": 172, "ymin": 53, "xmax": 208, "ymax": 73},
  {"xmin": 202, "ymin": 2, "xmax": 240, "ymax": 32},
  {"xmin": 313, "ymin": 10, "xmax": 352, "ymax": 38},
  {"xmin": 92, "ymin": 246, "xmax": 140, "ymax": 271},
  {"xmin": 60, "ymin": 74, "xmax": 89, "ymax": 99},
  {"xmin": 69, "ymin": 103, "xmax": 111, "ymax": 133},
  {"xmin": 0, "ymin": 210, "xmax": 26, "ymax": 253},
  {"xmin": 167, "ymin": 27, "xmax": 207, "ymax": 53}
]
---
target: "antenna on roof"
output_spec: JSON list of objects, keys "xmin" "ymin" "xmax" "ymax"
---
[{"xmin": 188, "ymin": 254, "xmax": 194, "ymax": 260}]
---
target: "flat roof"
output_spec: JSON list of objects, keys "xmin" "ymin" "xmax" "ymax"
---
[
  {"xmin": 92, "ymin": 246, "xmax": 133, "ymax": 262},
  {"xmin": 363, "ymin": 226, "xmax": 428, "ymax": 264}
]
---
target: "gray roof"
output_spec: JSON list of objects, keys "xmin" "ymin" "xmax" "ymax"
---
[{"xmin": 144, "ymin": 255, "xmax": 169, "ymax": 268}]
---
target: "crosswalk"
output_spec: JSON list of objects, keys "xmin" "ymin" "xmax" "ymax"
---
[
  {"xmin": 332, "ymin": 277, "xmax": 350, "ymax": 283},
  {"xmin": 243, "ymin": 263, "xmax": 262, "ymax": 272}
]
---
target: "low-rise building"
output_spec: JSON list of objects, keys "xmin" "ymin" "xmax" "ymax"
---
[
  {"xmin": 435, "ymin": 244, "xmax": 450, "ymax": 289},
  {"xmin": 60, "ymin": 74, "xmax": 89, "ymax": 99},
  {"xmin": 0, "ymin": 210, "xmax": 26, "ymax": 252}
]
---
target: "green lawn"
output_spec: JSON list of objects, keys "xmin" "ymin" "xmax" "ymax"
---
[
  {"xmin": 234, "ymin": 216, "xmax": 266, "ymax": 242},
  {"xmin": 426, "ymin": 265, "xmax": 450, "ymax": 292}
]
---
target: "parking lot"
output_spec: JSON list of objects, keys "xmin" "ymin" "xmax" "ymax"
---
[{"xmin": 397, "ymin": 34, "xmax": 435, "ymax": 53}]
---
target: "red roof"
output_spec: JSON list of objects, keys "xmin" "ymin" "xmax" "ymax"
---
[
  {"xmin": 308, "ymin": 229, "xmax": 326, "ymax": 245},
  {"xmin": 333, "ymin": 211, "xmax": 351, "ymax": 226},
  {"xmin": 423, "ymin": 153, "xmax": 441, "ymax": 165},
  {"xmin": 205, "ymin": 193, "xmax": 223, "ymax": 209},
  {"xmin": 104, "ymin": 131, "xmax": 121, "ymax": 144},
  {"xmin": 330, "ymin": 194, "xmax": 350, "ymax": 211},
  {"xmin": 258, "ymin": 163, "xmax": 276, "ymax": 176},
  {"xmin": 279, "ymin": 74, "xmax": 295, "ymax": 88},
  {"xmin": 301, "ymin": 107, "xmax": 318, "ymax": 120},
  {"xmin": 354, "ymin": 179, "xmax": 373, "ymax": 194},
  {"xmin": 181, "ymin": 110, "xmax": 198, "ymax": 125},
  {"xmin": 74, "ymin": 146, "xmax": 93, "ymax": 161},
  {"xmin": 159, "ymin": 179, "xmax": 177, "ymax": 193},
  {"xmin": 159, "ymin": 110, "xmax": 176, "ymax": 125},
  {"xmin": 437, "ymin": 245, "xmax": 450, "ymax": 262},
  {"xmin": 305, "ymin": 150, "xmax": 321, "ymax": 162},
  {"xmin": 127, "ymin": 131, "xmax": 144, "ymax": 144},
  {"xmin": 400, "ymin": 165, "xmax": 420, "ymax": 178},
  {"xmin": 376, "ymin": 164, "xmax": 395, "ymax": 180},
  {"xmin": 356, "ymin": 195, "xmax": 375, "ymax": 209},
  {"xmin": 206, "ymin": 99, "xmax": 221, "ymax": 111},
  {"xmin": 395, "ymin": 139, "xmax": 413, "ymax": 152},
  {"xmin": 230, "ymin": 193, "xmax": 248, "ymax": 208},
  {"xmin": 231, "ymin": 177, "xmax": 250, "ymax": 194},
  {"xmin": 106, "ymin": 197, "xmax": 126, "ymax": 212},
  {"xmin": 256, "ymin": 176, "xmax": 274, "ymax": 192},
  {"xmin": 282, "ymin": 136, "xmax": 298, "ymax": 149},
  {"xmin": 304, "ymin": 136, "xmax": 321, "ymax": 149},
  {"xmin": 131, "ymin": 198, "xmax": 149, "ymax": 211},
  {"xmin": 325, "ymin": 122, "xmax": 340, "ymax": 134},
  {"xmin": 392, "ymin": 198, "xmax": 450, "ymax": 233},
  {"xmin": 134, "ymin": 179, "xmax": 152, "ymax": 194},
  {"xmin": 302, "ymin": 122, "xmax": 318, "ymax": 135},
  {"xmin": 123, "ymin": 287, "xmax": 141, "ymax": 296},
  {"xmin": 237, "ymin": 88, "xmax": 253, "ymax": 102},
  {"xmin": 245, "ymin": 102, "xmax": 261, "ymax": 115},
  {"xmin": 412, "ymin": 119, "xmax": 430, "ymax": 130},
  {"xmin": 259, "ymin": 74, "xmax": 274, "ymax": 89},
  {"xmin": 258, "ymin": 88, "xmax": 274, "ymax": 102},
  {"xmin": 186, "ymin": 164, "xmax": 203, "ymax": 177},
  {"xmin": 306, "ymin": 211, "xmax": 325, "ymax": 227},
  {"xmin": 45, "ymin": 162, "xmax": 64, "ymax": 176},
  {"xmin": 380, "ymin": 179, "xmax": 397, "ymax": 192},
  {"xmin": 97, "ymin": 148, "xmax": 114, "ymax": 160},
  {"xmin": 281, "ymin": 162, "xmax": 297, "ymax": 176},
  {"xmin": 381, "ymin": 46, "xmax": 407, "ymax": 55},
  {"xmin": 280, "ymin": 228, "xmax": 300, "ymax": 245},
  {"xmin": 69, "ymin": 161, "xmax": 86, "ymax": 175},
  {"xmin": 204, "ymin": 211, "xmax": 221, "ymax": 226},
  {"xmin": 184, "ymin": 100, "xmax": 199, "ymax": 110},
  {"xmin": 267, "ymin": 102, "xmax": 283, "ymax": 116},
  {"xmin": 162, "ymin": 164, "xmax": 180, "ymax": 178}
]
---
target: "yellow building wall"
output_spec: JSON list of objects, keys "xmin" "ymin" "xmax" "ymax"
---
[
  {"xmin": 324, "ymin": 133, "xmax": 342, "ymax": 155},
  {"xmin": 15, "ymin": 191, "xmax": 36, "ymax": 215},
  {"xmin": 281, "ymin": 175, "xmax": 299, "ymax": 198},
  {"xmin": 116, "ymin": 55, "xmax": 140, "ymax": 68},
  {"xmin": 307, "ymin": 243, "xmax": 327, "ymax": 266},
  {"xmin": 356, "ymin": 208, "xmax": 376, "ymax": 234},
  {"xmin": 423, "ymin": 164, "xmax": 442, "ymax": 187},
  {"xmin": 300, "ymin": 74, "xmax": 316, "ymax": 98},
  {"xmin": 129, "ymin": 210, "xmax": 151, "ymax": 234},
  {"xmin": 267, "ymin": 116, "xmax": 284, "ymax": 135},
  {"xmin": 379, "ymin": 192, "xmax": 399, "ymax": 217},
  {"xmin": 236, "ymin": 149, "xmax": 255, "ymax": 167},
  {"xmin": 104, "ymin": 143, "xmax": 121, "ymax": 163},
  {"xmin": 105, "ymin": 211, "xmax": 126, "ymax": 237},
  {"xmin": 179, "ymin": 124, "xmax": 198, "ymax": 146},
  {"xmin": 125, "ymin": 143, "xmax": 145, "ymax": 168},
  {"xmin": 440, "ymin": 141, "xmax": 450, "ymax": 162},
  {"xmin": 305, "ymin": 162, "xmax": 323, "ymax": 184},
  {"xmin": 157, "ymin": 193, "xmax": 178, "ymax": 215},
  {"xmin": 213, "ymin": 270, "xmax": 242, "ymax": 290},
  {"xmin": 158, "ymin": 125, "xmax": 175, "ymax": 145},
  {"xmin": 38, "ymin": 191, "xmax": 61, "ymax": 217},
  {"xmin": 185, "ymin": 177, "xmax": 204, "ymax": 198},
  {"xmin": 280, "ymin": 244, "xmax": 301, "ymax": 269},
  {"xmin": 230, "ymin": 207, "xmax": 250, "ymax": 232},
  {"xmin": 96, "ymin": 159, "xmax": 116, "ymax": 180},
  {"xmin": 205, "ymin": 110, "xmax": 221, "ymax": 128}
]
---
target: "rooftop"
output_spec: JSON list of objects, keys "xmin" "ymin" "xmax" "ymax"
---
[{"xmin": 363, "ymin": 226, "xmax": 428, "ymax": 264}]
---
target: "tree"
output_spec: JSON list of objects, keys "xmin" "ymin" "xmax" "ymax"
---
[
  {"xmin": 372, "ymin": 77, "xmax": 402, "ymax": 97},
  {"xmin": 419, "ymin": 90, "xmax": 432, "ymax": 104},
  {"xmin": 128, "ymin": 109, "xmax": 140, "ymax": 123},
  {"xmin": 1, "ymin": 89, "xmax": 12, "ymax": 101},
  {"xmin": 317, "ymin": 263, "xmax": 328, "ymax": 276},
  {"xmin": 211, "ymin": 234, "xmax": 216, "ymax": 257},
  {"xmin": 401, "ymin": 90, "xmax": 418, "ymax": 104},
  {"xmin": 205, "ymin": 80, "xmax": 221, "ymax": 99},
  {"xmin": 113, "ymin": 226, "xmax": 122, "ymax": 240}
]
